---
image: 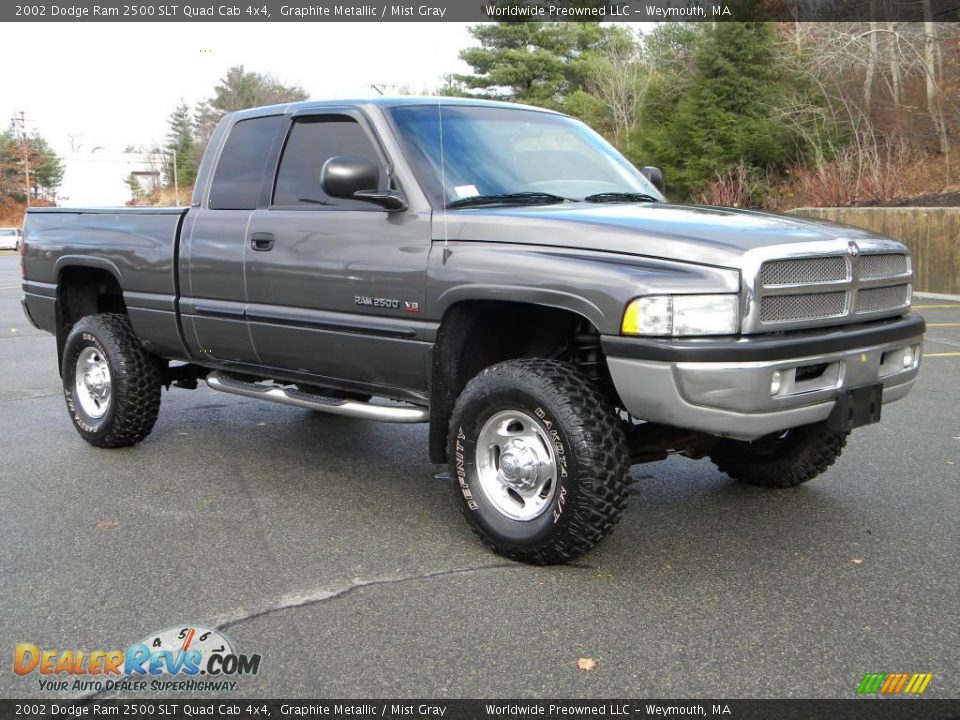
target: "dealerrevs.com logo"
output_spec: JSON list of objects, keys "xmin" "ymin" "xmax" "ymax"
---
[{"xmin": 14, "ymin": 625, "xmax": 261, "ymax": 693}]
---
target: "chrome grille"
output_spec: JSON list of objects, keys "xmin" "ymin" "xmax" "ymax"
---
[
  {"xmin": 760, "ymin": 256, "xmax": 847, "ymax": 286},
  {"xmin": 856, "ymin": 284, "xmax": 910, "ymax": 313},
  {"xmin": 743, "ymin": 241, "xmax": 912, "ymax": 333},
  {"xmin": 760, "ymin": 292, "xmax": 848, "ymax": 323},
  {"xmin": 859, "ymin": 253, "xmax": 908, "ymax": 279}
]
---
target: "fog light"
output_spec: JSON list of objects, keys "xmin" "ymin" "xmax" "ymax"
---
[
  {"xmin": 903, "ymin": 345, "xmax": 916, "ymax": 368},
  {"xmin": 770, "ymin": 370, "xmax": 782, "ymax": 396}
]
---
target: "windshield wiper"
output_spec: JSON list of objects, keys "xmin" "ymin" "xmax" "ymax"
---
[
  {"xmin": 445, "ymin": 192, "xmax": 572, "ymax": 209},
  {"xmin": 583, "ymin": 192, "xmax": 661, "ymax": 204}
]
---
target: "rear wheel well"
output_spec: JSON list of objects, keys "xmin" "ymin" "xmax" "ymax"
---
[
  {"xmin": 56, "ymin": 267, "xmax": 127, "ymax": 372},
  {"xmin": 429, "ymin": 301, "xmax": 606, "ymax": 463}
]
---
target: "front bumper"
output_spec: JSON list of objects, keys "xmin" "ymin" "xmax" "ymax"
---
[{"xmin": 603, "ymin": 314, "xmax": 924, "ymax": 440}]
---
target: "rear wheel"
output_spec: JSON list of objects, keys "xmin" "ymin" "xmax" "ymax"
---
[
  {"xmin": 448, "ymin": 359, "xmax": 630, "ymax": 565},
  {"xmin": 708, "ymin": 421, "xmax": 849, "ymax": 488},
  {"xmin": 62, "ymin": 313, "xmax": 162, "ymax": 448}
]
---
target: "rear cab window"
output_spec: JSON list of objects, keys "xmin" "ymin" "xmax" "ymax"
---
[{"xmin": 208, "ymin": 115, "xmax": 285, "ymax": 210}]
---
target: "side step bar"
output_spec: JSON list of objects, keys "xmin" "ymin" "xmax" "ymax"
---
[{"xmin": 206, "ymin": 371, "xmax": 428, "ymax": 423}]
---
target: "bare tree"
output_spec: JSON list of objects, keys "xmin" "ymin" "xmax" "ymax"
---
[
  {"xmin": 887, "ymin": 21, "xmax": 902, "ymax": 108},
  {"xmin": 864, "ymin": 2, "xmax": 879, "ymax": 114},
  {"xmin": 581, "ymin": 29, "xmax": 651, "ymax": 149},
  {"xmin": 922, "ymin": 2, "xmax": 949, "ymax": 154}
]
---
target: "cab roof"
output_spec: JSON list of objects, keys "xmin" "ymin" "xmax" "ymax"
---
[{"xmin": 228, "ymin": 96, "xmax": 564, "ymax": 122}]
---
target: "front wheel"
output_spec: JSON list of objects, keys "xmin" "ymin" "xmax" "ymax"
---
[
  {"xmin": 448, "ymin": 359, "xmax": 630, "ymax": 565},
  {"xmin": 62, "ymin": 313, "xmax": 162, "ymax": 448},
  {"xmin": 708, "ymin": 421, "xmax": 849, "ymax": 488}
]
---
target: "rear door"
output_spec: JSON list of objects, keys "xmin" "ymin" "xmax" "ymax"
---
[
  {"xmin": 180, "ymin": 114, "xmax": 285, "ymax": 364},
  {"xmin": 244, "ymin": 109, "xmax": 432, "ymax": 394}
]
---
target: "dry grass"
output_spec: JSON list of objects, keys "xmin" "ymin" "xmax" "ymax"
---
[
  {"xmin": 691, "ymin": 163, "xmax": 760, "ymax": 208},
  {"xmin": 771, "ymin": 142, "xmax": 958, "ymax": 210},
  {"xmin": 0, "ymin": 197, "xmax": 54, "ymax": 228},
  {"xmin": 128, "ymin": 186, "xmax": 192, "ymax": 207}
]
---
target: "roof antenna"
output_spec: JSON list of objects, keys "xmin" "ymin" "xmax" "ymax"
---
[{"xmin": 438, "ymin": 99, "xmax": 451, "ymax": 264}]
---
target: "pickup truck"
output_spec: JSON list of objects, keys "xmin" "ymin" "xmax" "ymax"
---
[{"xmin": 21, "ymin": 97, "xmax": 925, "ymax": 564}]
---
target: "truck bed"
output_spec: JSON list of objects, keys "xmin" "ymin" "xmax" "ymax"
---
[{"xmin": 22, "ymin": 206, "xmax": 190, "ymax": 359}]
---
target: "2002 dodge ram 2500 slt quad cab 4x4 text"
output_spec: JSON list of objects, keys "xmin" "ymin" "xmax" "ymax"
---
[{"xmin": 21, "ymin": 98, "xmax": 925, "ymax": 564}]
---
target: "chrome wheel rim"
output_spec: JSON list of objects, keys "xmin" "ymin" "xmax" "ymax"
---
[
  {"xmin": 475, "ymin": 409, "xmax": 558, "ymax": 521},
  {"xmin": 75, "ymin": 346, "xmax": 112, "ymax": 419}
]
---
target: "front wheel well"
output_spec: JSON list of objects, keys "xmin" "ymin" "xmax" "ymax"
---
[{"xmin": 428, "ymin": 300, "xmax": 607, "ymax": 463}]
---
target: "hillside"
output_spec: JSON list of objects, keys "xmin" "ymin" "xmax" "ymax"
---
[{"xmin": 0, "ymin": 197, "xmax": 54, "ymax": 228}]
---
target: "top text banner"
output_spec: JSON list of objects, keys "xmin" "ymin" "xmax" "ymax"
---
[{"xmin": 5, "ymin": 0, "xmax": 960, "ymax": 23}]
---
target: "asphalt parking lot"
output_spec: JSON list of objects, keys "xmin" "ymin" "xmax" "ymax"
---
[{"xmin": 0, "ymin": 250, "xmax": 957, "ymax": 700}]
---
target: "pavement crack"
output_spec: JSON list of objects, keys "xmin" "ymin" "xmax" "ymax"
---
[
  {"xmin": 76, "ymin": 563, "xmax": 514, "ymax": 703},
  {"xmin": 212, "ymin": 563, "xmax": 516, "ymax": 632}
]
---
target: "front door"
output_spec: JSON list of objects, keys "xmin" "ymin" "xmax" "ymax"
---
[{"xmin": 244, "ymin": 112, "xmax": 432, "ymax": 395}]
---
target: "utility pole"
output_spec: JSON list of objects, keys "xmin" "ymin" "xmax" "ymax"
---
[
  {"xmin": 171, "ymin": 149, "xmax": 179, "ymax": 206},
  {"xmin": 13, "ymin": 111, "xmax": 31, "ymax": 207}
]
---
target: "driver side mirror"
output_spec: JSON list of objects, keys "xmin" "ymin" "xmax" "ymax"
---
[
  {"xmin": 641, "ymin": 166, "xmax": 665, "ymax": 194},
  {"xmin": 321, "ymin": 156, "xmax": 406, "ymax": 211}
]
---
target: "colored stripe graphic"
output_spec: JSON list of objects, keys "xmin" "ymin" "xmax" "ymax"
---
[
  {"xmin": 910, "ymin": 673, "xmax": 933, "ymax": 694},
  {"xmin": 857, "ymin": 673, "xmax": 885, "ymax": 693},
  {"xmin": 858, "ymin": 672, "xmax": 932, "ymax": 694}
]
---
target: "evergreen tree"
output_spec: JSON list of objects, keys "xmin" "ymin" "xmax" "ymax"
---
[
  {"xmin": 446, "ymin": 22, "xmax": 609, "ymax": 109},
  {"xmin": 637, "ymin": 22, "xmax": 800, "ymax": 199},
  {"xmin": 165, "ymin": 102, "xmax": 197, "ymax": 188},
  {"xmin": 0, "ymin": 128, "xmax": 64, "ymax": 200},
  {"xmin": 194, "ymin": 66, "xmax": 308, "ymax": 149},
  {"xmin": 29, "ymin": 136, "xmax": 65, "ymax": 196},
  {"xmin": 123, "ymin": 172, "xmax": 145, "ymax": 202}
]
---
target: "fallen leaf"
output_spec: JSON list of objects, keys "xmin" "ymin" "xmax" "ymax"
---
[
  {"xmin": 576, "ymin": 657, "xmax": 597, "ymax": 672},
  {"xmin": 95, "ymin": 520, "xmax": 119, "ymax": 529},
  {"xmin": 664, "ymin": 564, "xmax": 673, "ymax": 570},
  {"xmin": 851, "ymin": 557, "xmax": 864, "ymax": 565}
]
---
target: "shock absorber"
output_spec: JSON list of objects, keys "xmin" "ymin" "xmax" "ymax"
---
[{"xmin": 571, "ymin": 321, "xmax": 603, "ymax": 380}]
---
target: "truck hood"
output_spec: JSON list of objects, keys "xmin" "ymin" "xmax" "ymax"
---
[{"xmin": 439, "ymin": 202, "xmax": 888, "ymax": 269}]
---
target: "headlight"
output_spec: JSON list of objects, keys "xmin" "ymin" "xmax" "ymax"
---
[{"xmin": 621, "ymin": 295, "xmax": 739, "ymax": 336}]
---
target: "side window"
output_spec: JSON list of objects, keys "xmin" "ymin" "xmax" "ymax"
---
[
  {"xmin": 208, "ymin": 115, "xmax": 284, "ymax": 210},
  {"xmin": 273, "ymin": 116, "xmax": 381, "ymax": 209}
]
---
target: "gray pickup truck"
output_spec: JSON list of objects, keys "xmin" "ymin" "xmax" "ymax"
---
[{"xmin": 21, "ymin": 98, "xmax": 924, "ymax": 564}]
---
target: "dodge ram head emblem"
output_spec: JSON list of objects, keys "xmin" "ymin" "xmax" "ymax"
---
[{"xmin": 848, "ymin": 241, "xmax": 860, "ymax": 257}]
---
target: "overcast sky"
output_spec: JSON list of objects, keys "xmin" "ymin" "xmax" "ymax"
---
[{"xmin": 0, "ymin": 22, "xmax": 480, "ymax": 156}]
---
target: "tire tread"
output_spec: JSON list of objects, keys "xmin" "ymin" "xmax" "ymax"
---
[
  {"xmin": 449, "ymin": 359, "xmax": 630, "ymax": 565},
  {"xmin": 64, "ymin": 313, "xmax": 161, "ymax": 448},
  {"xmin": 709, "ymin": 422, "xmax": 848, "ymax": 488}
]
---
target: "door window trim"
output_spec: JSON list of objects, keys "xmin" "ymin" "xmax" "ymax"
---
[{"xmin": 266, "ymin": 107, "xmax": 399, "ymax": 212}]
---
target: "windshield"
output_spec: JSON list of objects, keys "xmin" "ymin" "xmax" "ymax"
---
[
  {"xmin": 0, "ymin": 229, "xmax": 16, "ymax": 237},
  {"xmin": 388, "ymin": 105, "xmax": 664, "ymax": 208}
]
